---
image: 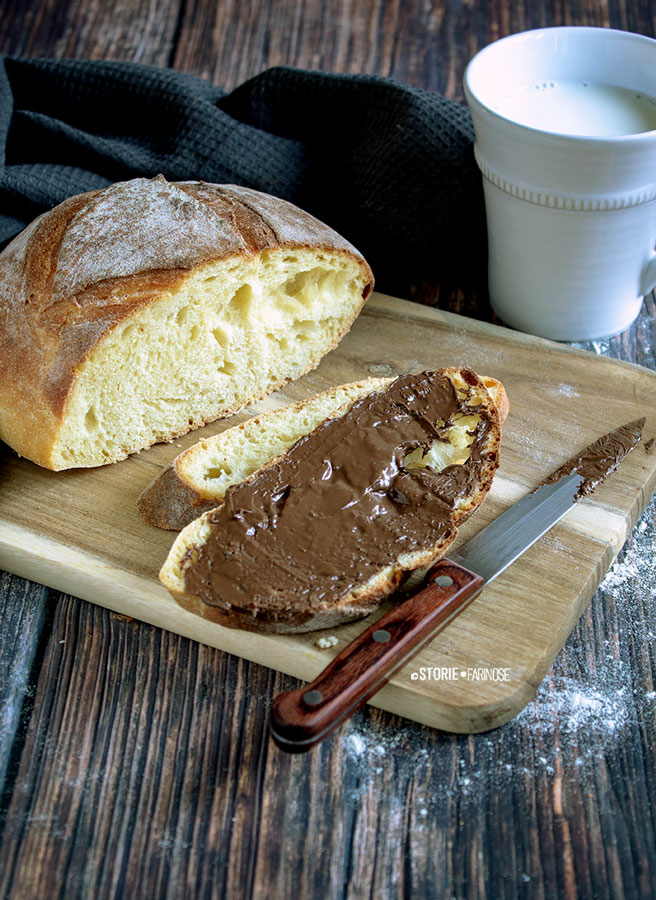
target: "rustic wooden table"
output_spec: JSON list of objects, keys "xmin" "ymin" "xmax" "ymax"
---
[{"xmin": 0, "ymin": 2, "xmax": 655, "ymax": 898}]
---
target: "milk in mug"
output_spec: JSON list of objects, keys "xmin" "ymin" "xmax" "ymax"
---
[{"xmin": 493, "ymin": 81, "xmax": 656, "ymax": 137}]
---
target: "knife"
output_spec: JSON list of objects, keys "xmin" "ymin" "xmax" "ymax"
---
[{"xmin": 269, "ymin": 417, "xmax": 645, "ymax": 753}]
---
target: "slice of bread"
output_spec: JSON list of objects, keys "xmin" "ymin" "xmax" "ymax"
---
[
  {"xmin": 159, "ymin": 368, "xmax": 504, "ymax": 634},
  {"xmin": 139, "ymin": 374, "xmax": 508, "ymax": 530},
  {"xmin": 0, "ymin": 177, "xmax": 373, "ymax": 470}
]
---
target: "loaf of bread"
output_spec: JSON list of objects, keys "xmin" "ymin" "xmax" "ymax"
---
[
  {"xmin": 139, "ymin": 374, "xmax": 508, "ymax": 530},
  {"xmin": 0, "ymin": 176, "xmax": 373, "ymax": 470},
  {"xmin": 159, "ymin": 368, "xmax": 504, "ymax": 634}
]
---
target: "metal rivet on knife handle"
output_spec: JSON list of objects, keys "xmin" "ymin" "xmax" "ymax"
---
[
  {"xmin": 434, "ymin": 575, "xmax": 454, "ymax": 587},
  {"xmin": 302, "ymin": 690, "xmax": 323, "ymax": 706},
  {"xmin": 372, "ymin": 629, "xmax": 391, "ymax": 643}
]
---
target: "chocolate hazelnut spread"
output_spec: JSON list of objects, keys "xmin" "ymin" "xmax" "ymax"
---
[
  {"xmin": 182, "ymin": 371, "xmax": 495, "ymax": 625},
  {"xmin": 543, "ymin": 417, "xmax": 644, "ymax": 500}
]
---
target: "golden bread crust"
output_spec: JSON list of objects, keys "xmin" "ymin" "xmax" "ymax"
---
[{"xmin": 0, "ymin": 177, "xmax": 373, "ymax": 469}]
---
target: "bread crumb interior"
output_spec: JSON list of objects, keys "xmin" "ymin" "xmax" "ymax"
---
[{"xmin": 52, "ymin": 247, "xmax": 368, "ymax": 468}]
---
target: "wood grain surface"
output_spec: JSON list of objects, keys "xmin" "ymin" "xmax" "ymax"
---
[{"xmin": 0, "ymin": 2, "xmax": 655, "ymax": 899}]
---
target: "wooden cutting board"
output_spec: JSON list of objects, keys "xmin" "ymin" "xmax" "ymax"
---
[{"xmin": 1, "ymin": 293, "xmax": 655, "ymax": 733}]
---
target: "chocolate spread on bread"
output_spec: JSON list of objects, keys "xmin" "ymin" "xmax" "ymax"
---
[
  {"xmin": 182, "ymin": 370, "xmax": 493, "ymax": 625},
  {"xmin": 542, "ymin": 417, "xmax": 644, "ymax": 500}
]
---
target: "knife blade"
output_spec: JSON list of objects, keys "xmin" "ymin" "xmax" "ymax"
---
[{"xmin": 270, "ymin": 417, "xmax": 645, "ymax": 752}]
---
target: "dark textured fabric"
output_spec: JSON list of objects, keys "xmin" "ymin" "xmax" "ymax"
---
[{"xmin": 0, "ymin": 57, "xmax": 485, "ymax": 293}]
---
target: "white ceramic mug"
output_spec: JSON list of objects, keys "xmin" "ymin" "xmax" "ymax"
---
[{"xmin": 464, "ymin": 27, "xmax": 656, "ymax": 341}]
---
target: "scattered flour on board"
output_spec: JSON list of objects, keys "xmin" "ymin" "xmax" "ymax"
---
[
  {"xmin": 513, "ymin": 502, "xmax": 654, "ymax": 764},
  {"xmin": 339, "ymin": 501, "xmax": 655, "ymax": 798},
  {"xmin": 555, "ymin": 383, "xmax": 580, "ymax": 398}
]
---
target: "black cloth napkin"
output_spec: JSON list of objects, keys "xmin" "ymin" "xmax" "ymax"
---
[{"xmin": 0, "ymin": 57, "xmax": 485, "ymax": 296}]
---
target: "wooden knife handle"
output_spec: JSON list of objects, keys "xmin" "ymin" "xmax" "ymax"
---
[{"xmin": 270, "ymin": 559, "xmax": 484, "ymax": 753}]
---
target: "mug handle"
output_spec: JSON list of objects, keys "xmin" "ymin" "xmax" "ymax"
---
[{"xmin": 640, "ymin": 249, "xmax": 656, "ymax": 297}]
